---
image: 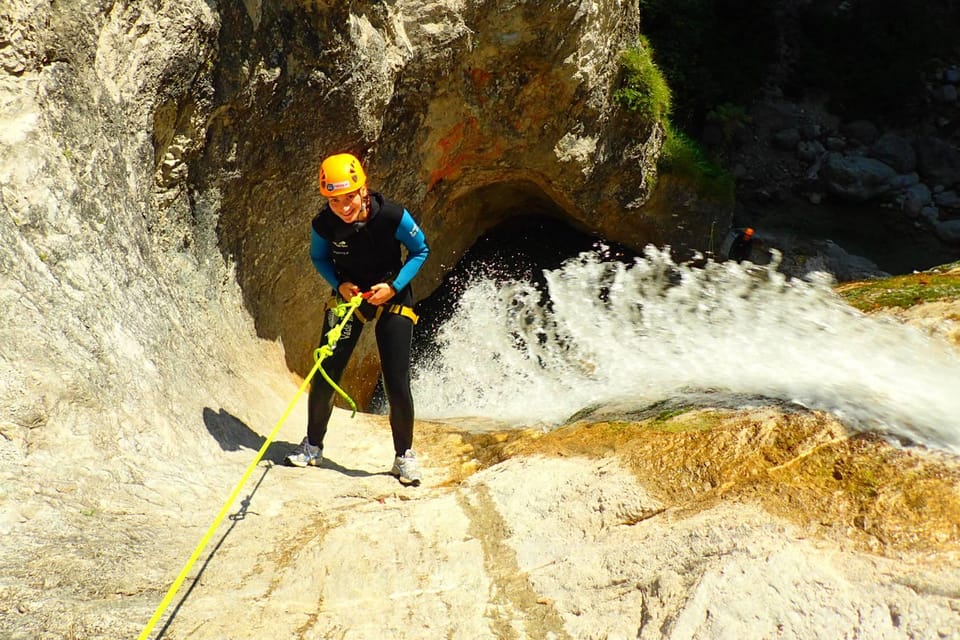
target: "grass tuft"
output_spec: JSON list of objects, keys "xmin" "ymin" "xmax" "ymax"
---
[{"xmin": 613, "ymin": 36, "xmax": 672, "ymax": 124}]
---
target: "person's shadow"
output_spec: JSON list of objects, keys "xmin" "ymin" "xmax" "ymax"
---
[
  {"xmin": 202, "ymin": 407, "xmax": 293, "ymax": 465},
  {"xmin": 202, "ymin": 407, "xmax": 389, "ymax": 477}
]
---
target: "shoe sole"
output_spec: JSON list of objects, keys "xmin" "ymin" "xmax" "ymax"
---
[
  {"xmin": 390, "ymin": 470, "xmax": 421, "ymax": 486},
  {"xmin": 286, "ymin": 457, "xmax": 321, "ymax": 467}
]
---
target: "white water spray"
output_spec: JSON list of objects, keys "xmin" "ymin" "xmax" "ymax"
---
[{"xmin": 412, "ymin": 246, "xmax": 960, "ymax": 454}]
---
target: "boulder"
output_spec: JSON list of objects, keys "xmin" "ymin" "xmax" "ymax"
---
[
  {"xmin": 934, "ymin": 219, "xmax": 960, "ymax": 243},
  {"xmin": 841, "ymin": 119, "xmax": 880, "ymax": 145},
  {"xmin": 820, "ymin": 153, "xmax": 898, "ymax": 201},
  {"xmin": 869, "ymin": 132, "xmax": 916, "ymax": 173},
  {"xmin": 916, "ymin": 136, "xmax": 960, "ymax": 188}
]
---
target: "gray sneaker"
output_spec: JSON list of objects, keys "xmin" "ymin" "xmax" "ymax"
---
[
  {"xmin": 391, "ymin": 449, "xmax": 422, "ymax": 486},
  {"xmin": 286, "ymin": 437, "xmax": 322, "ymax": 467}
]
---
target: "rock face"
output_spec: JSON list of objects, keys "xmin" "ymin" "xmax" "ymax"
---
[
  {"xmin": 4, "ymin": 395, "xmax": 960, "ymax": 639},
  {"xmin": 3, "ymin": 3, "xmax": 958, "ymax": 640},
  {"xmin": 203, "ymin": 0, "xmax": 722, "ymax": 390},
  {"xmin": 1, "ymin": 1, "xmax": 241, "ymax": 471},
  {"xmin": 2, "ymin": 0, "xmax": 725, "ymax": 427}
]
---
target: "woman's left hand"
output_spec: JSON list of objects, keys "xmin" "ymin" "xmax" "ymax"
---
[{"xmin": 365, "ymin": 282, "xmax": 395, "ymax": 306}]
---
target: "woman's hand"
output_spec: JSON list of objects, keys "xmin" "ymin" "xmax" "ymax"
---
[
  {"xmin": 338, "ymin": 282, "xmax": 361, "ymax": 301},
  {"xmin": 365, "ymin": 282, "xmax": 395, "ymax": 306}
]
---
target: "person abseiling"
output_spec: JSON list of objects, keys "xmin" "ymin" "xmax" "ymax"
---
[{"xmin": 285, "ymin": 152, "xmax": 429, "ymax": 486}]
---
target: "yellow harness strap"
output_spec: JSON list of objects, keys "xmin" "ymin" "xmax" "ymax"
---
[{"xmin": 351, "ymin": 302, "xmax": 419, "ymax": 325}]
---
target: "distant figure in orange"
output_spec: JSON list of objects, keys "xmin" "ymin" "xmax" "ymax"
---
[{"xmin": 727, "ymin": 227, "xmax": 755, "ymax": 262}]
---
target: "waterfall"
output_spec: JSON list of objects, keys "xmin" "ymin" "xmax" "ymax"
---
[{"xmin": 412, "ymin": 245, "xmax": 960, "ymax": 454}]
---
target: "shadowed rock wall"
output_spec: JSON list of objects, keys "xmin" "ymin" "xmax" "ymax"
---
[{"xmin": 194, "ymin": 1, "xmax": 727, "ymax": 404}]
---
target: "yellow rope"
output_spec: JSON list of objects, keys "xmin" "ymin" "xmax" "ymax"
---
[
  {"xmin": 314, "ymin": 344, "xmax": 358, "ymax": 416},
  {"xmin": 137, "ymin": 294, "xmax": 364, "ymax": 640}
]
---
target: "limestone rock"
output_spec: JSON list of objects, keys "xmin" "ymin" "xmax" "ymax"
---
[{"xmin": 2, "ymin": 2, "xmax": 956, "ymax": 639}]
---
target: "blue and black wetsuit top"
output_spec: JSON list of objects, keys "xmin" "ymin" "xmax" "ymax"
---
[{"xmin": 310, "ymin": 191, "xmax": 429, "ymax": 302}]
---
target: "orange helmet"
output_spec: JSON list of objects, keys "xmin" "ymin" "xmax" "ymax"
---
[{"xmin": 318, "ymin": 153, "xmax": 367, "ymax": 197}]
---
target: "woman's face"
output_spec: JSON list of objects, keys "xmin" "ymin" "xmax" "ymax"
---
[{"xmin": 327, "ymin": 187, "xmax": 367, "ymax": 224}]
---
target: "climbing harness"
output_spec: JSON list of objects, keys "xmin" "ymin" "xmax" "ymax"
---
[
  {"xmin": 137, "ymin": 294, "xmax": 366, "ymax": 640},
  {"xmin": 328, "ymin": 296, "xmax": 419, "ymax": 325},
  {"xmin": 355, "ymin": 302, "xmax": 419, "ymax": 324}
]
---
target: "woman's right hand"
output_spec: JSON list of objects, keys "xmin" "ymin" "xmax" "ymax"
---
[{"xmin": 338, "ymin": 282, "xmax": 361, "ymax": 300}]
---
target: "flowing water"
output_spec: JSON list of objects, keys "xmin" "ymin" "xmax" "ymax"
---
[{"xmin": 412, "ymin": 245, "xmax": 960, "ymax": 455}]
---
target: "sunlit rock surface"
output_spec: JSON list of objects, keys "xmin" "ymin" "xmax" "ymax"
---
[{"xmin": 1, "ymin": 1, "xmax": 957, "ymax": 639}]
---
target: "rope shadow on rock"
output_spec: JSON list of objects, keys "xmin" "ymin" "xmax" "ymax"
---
[
  {"xmin": 202, "ymin": 407, "xmax": 293, "ymax": 465},
  {"xmin": 153, "ymin": 461, "xmax": 272, "ymax": 639}
]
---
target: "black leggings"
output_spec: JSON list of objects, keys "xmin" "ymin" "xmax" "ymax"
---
[{"xmin": 306, "ymin": 304, "xmax": 415, "ymax": 457}]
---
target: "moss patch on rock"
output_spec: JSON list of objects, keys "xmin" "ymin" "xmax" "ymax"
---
[{"xmin": 837, "ymin": 262, "xmax": 960, "ymax": 311}]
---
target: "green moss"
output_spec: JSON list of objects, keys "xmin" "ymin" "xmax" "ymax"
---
[
  {"xmin": 600, "ymin": 408, "xmax": 716, "ymax": 434},
  {"xmin": 838, "ymin": 270, "xmax": 960, "ymax": 311},
  {"xmin": 652, "ymin": 408, "xmax": 723, "ymax": 433},
  {"xmin": 603, "ymin": 421, "xmax": 634, "ymax": 435},
  {"xmin": 613, "ymin": 37, "xmax": 672, "ymax": 124},
  {"xmin": 705, "ymin": 102, "xmax": 751, "ymax": 145},
  {"xmin": 655, "ymin": 408, "xmax": 689, "ymax": 422},
  {"xmin": 614, "ymin": 37, "xmax": 734, "ymax": 204}
]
